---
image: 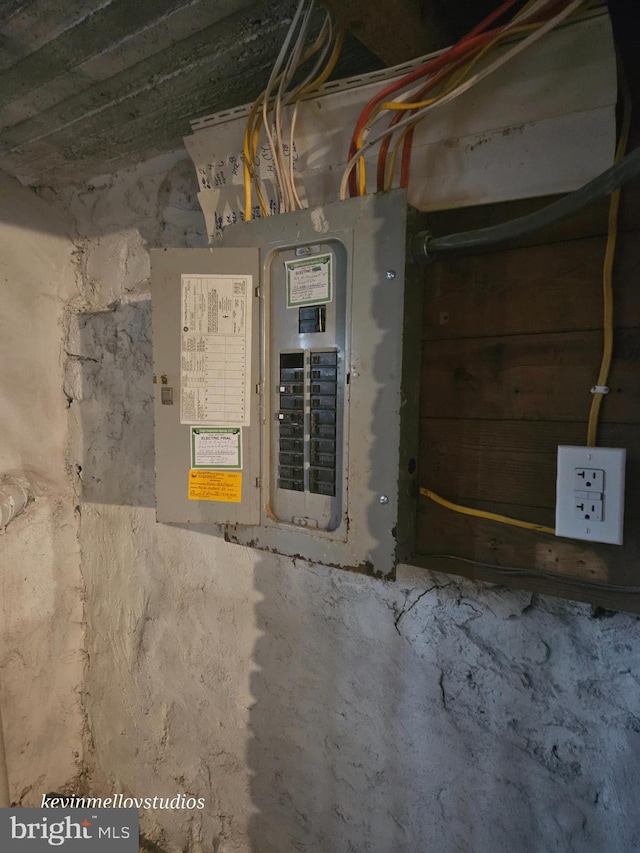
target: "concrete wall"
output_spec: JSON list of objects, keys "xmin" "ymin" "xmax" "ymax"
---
[
  {"xmin": 63, "ymin": 154, "xmax": 640, "ymax": 853},
  {"xmin": 0, "ymin": 171, "xmax": 84, "ymax": 803}
]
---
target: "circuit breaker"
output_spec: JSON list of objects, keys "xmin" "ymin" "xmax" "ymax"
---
[{"xmin": 151, "ymin": 189, "xmax": 421, "ymax": 576}]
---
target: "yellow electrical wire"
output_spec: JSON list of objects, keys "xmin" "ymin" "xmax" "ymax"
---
[
  {"xmin": 382, "ymin": 23, "xmax": 538, "ymax": 112},
  {"xmin": 382, "ymin": 23, "xmax": 540, "ymax": 190},
  {"xmin": 586, "ymin": 64, "xmax": 632, "ymax": 446},
  {"xmin": 354, "ymin": 0, "xmax": 589, "ymax": 196},
  {"xmin": 420, "ymin": 488, "xmax": 556, "ymax": 535},
  {"xmin": 296, "ymin": 27, "xmax": 344, "ymax": 97},
  {"xmin": 419, "ymin": 25, "xmax": 628, "ymax": 536},
  {"xmin": 242, "ymin": 20, "xmax": 342, "ymax": 221},
  {"xmin": 247, "ymin": 13, "xmax": 333, "ymax": 218},
  {"xmin": 356, "ymin": 19, "xmax": 542, "ymax": 196},
  {"xmin": 384, "ymin": 126, "xmax": 411, "ymax": 190},
  {"xmin": 243, "ymin": 101, "xmax": 270, "ymax": 221}
]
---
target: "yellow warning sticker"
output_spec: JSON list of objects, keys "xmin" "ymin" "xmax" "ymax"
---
[{"xmin": 188, "ymin": 470, "xmax": 242, "ymax": 502}]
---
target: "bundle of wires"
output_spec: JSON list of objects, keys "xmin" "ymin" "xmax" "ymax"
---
[
  {"xmin": 242, "ymin": 0, "xmax": 344, "ymax": 222},
  {"xmin": 341, "ymin": 0, "xmax": 593, "ymax": 201}
]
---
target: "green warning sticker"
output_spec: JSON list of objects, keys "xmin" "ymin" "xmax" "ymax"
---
[
  {"xmin": 285, "ymin": 254, "xmax": 332, "ymax": 308},
  {"xmin": 190, "ymin": 427, "xmax": 242, "ymax": 469}
]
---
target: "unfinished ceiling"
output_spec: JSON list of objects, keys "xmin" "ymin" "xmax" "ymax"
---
[
  {"xmin": 0, "ymin": 0, "xmax": 505, "ymax": 189},
  {"xmin": 0, "ymin": 0, "xmax": 383, "ymax": 188}
]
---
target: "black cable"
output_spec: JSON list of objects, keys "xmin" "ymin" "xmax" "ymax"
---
[
  {"xmin": 425, "ymin": 554, "xmax": 640, "ymax": 593},
  {"xmin": 411, "ymin": 144, "xmax": 640, "ymax": 263}
]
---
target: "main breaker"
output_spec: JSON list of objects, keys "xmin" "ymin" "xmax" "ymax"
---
[{"xmin": 151, "ymin": 189, "xmax": 421, "ymax": 576}]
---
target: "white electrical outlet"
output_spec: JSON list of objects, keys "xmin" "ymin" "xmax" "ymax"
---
[
  {"xmin": 574, "ymin": 468, "xmax": 604, "ymax": 491},
  {"xmin": 556, "ymin": 446, "xmax": 626, "ymax": 545},
  {"xmin": 573, "ymin": 496, "xmax": 603, "ymax": 522}
]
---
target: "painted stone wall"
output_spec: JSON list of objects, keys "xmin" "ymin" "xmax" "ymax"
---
[
  {"xmin": 63, "ymin": 154, "xmax": 640, "ymax": 853},
  {"xmin": 0, "ymin": 171, "xmax": 84, "ymax": 803}
]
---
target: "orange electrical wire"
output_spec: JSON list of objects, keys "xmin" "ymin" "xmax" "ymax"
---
[
  {"xmin": 348, "ymin": 0, "xmax": 523, "ymax": 197},
  {"xmin": 375, "ymin": 53, "xmax": 475, "ymax": 191},
  {"xmin": 383, "ymin": 18, "xmax": 544, "ymax": 191}
]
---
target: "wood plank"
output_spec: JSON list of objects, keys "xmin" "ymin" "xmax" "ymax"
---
[
  {"xmin": 424, "ymin": 195, "xmax": 606, "ymax": 247},
  {"xmin": 421, "ymin": 180, "xmax": 640, "ymax": 252},
  {"xmin": 607, "ymin": 0, "xmax": 640, "ymax": 152},
  {"xmin": 414, "ymin": 496, "xmax": 640, "ymax": 591},
  {"xmin": 424, "ymin": 236, "xmax": 606, "ymax": 340},
  {"xmin": 620, "ymin": 177, "xmax": 640, "ymax": 231},
  {"xmin": 420, "ymin": 329, "xmax": 640, "ymax": 422},
  {"xmin": 419, "ymin": 419, "xmax": 640, "ymax": 514},
  {"xmin": 322, "ymin": 0, "xmax": 445, "ymax": 66},
  {"xmin": 424, "ymin": 232, "xmax": 640, "ymax": 340},
  {"xmin": 407, "ymin": 553, "xmax": 640, "ymax": 615},
  {"xmin": 413, "ymin": 182, "xmax": 640, "ymax": 611}
]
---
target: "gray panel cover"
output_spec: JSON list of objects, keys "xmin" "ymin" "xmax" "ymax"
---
[{"xmin": 151, "ymin": 247, "xmax": 261, "ymax": 525}]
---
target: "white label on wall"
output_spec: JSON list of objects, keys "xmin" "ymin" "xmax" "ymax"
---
[
  {"xmin": 190, "ymin": 427, "xmax": 242, "ymax": 469},
  {"xmin": 285, "ymin": 254, "xmax": 332, "ymax": 308},
  {"xmin": 180, "ymin": 274, "xmax": 252, "ymax": 426}
]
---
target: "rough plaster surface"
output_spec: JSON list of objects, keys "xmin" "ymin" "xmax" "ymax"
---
[
  {"xmin": 62, "ymin": 153, "xmax": 640, "ymax": 852},
  {"xmin": 0, "ymin": 171, "xmax": 84, "ymax": 802}
]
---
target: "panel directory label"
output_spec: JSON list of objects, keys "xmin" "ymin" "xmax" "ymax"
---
[{"xmin": 180, "ymin": 274, "xmax": 252, "ymax": 426}]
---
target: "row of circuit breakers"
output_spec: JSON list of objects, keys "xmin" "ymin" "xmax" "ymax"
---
[{"xmin": 151, "ymin": 189, "xmax": 421, "ymax": 575}]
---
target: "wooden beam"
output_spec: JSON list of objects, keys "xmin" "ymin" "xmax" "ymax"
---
[
  {"xmin": 321, "ymin": 0, "xmax": 513, "ymax": 66},
  {"xmin": 322, "ymin": 0, "xmax": 445, "ymax": 66}
]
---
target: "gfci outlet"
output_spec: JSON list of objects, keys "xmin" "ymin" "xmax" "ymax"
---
[{"xmin": 556, "ymin": 446, "xmax": 626, "ymax": 545}]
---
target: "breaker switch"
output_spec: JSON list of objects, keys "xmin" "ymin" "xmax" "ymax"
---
[
  {"xmin": 299, "ymin": 305, "xmax": 326, "ymax": 334},
  {"xmin": 308, "ymin": 350, "xmax": 338, "ymax": 496}
]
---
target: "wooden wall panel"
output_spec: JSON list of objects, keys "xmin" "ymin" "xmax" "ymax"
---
[
  {"xmin": 413, "ymin": 190, "xmax": 640, "ymax": 613},
  {"xmin": 419, "ymin": 420, "xmax": 640, "ymax": 515},
  {"xmin": 422, "ymin": 329, "xmax": 640, "ymax": 421},
  {"xmin": 423, "ymin": 237, "xmax": 640, "ymax": 339}
]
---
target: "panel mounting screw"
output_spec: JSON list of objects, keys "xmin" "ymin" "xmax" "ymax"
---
[
  {"xmin": 385, "ymin": 270, "xmax": 396, "ymax": 280},
  {"xmin": 379, "ymin": 495, "xmax": 389, "ymax": 504}
]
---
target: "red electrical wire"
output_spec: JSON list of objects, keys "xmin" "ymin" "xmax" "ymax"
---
[
  {"xmin": 347, "ymin": 32, "xmax": 496, "ymax": 196},
  {"xmin": 376, "ymin": 52, "xmax": 476, "ymax": 191},
  {"xmin": 399, "ymin": 127, "xmax": 414, "ymax": 188},
  {"xmin": 465, "ymin": 0, "xmax": 524, "ymax": 39},
  {"xmin": 348, "ymin": 0, "xmax": 523, "ymax": 197},
  {"xmin": 377, "ymin": 0, "xmax": 564, "ymax": 190},
  {"xmin": 396, "ymin": 1, "xmax": 566, "ymax": 192}
]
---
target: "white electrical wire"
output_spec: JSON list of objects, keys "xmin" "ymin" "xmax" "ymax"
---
[
  {"xmin": 349, "ymin": 0, "xmax": 583, "ymax": 190},
  {"xmin": 339, "ymin": 0, "xmax": 586, "ymax": 200},
  {"xmin": 248, "ymin": 1, "xmax": 338, "ymax": 214},
  {"xmin": 377, "ymin": 0, "xmax": 558, "ymax": 113},
  {"xmin": 275, "ymin": 0, "xmax": 315, "ymax": 210},
  {"xmin": 288, "ymin": 101, "xmax": 304, "ymax": 209},
  {"xmin": 261, "ymin": 0, "xmax": 308, "ymax": 211},
  {"xmin": 286, "ymin": 12, "xmax": 333, "ymax": 209},
  {"xmin": 289, "ymin": 12, "xmax": 332, "ymax": 100}
]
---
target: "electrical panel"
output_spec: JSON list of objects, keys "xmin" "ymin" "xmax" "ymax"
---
[{"xmin": 151, "ymin": 189, "xmax": 421, "ymax": 576}]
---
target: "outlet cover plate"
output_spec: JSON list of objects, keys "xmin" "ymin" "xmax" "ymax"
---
[{"xmin": 556, "ymin": 445, "xmax": 625, "ymax": 545}]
